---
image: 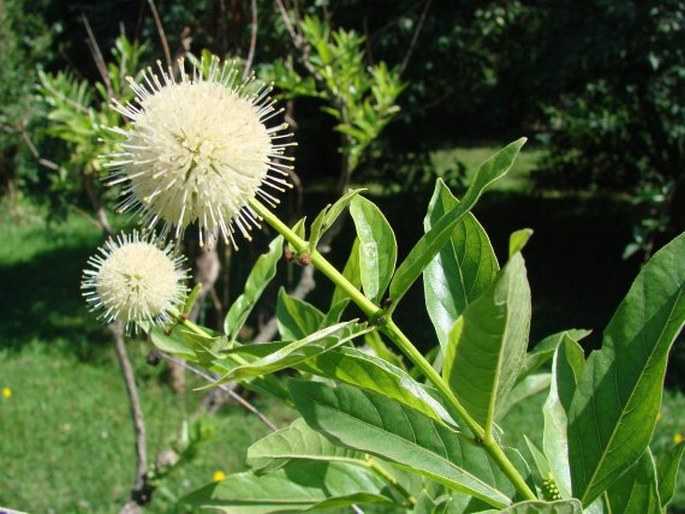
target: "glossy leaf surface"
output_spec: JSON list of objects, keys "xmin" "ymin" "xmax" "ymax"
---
[
  {"xmin": 444, "ymin": 252, "xmax": 531, "ymax": 435},
  {"xmin": 568, "ymin": 233, "xmax": 685, "ymax": 505},
  {"xmin": 423, "ymin": 179, "xmax": 499, "ymax": 350},
  {"xmin": 349, "ymin": 195, "xmax": 397, "ymax": 304}
]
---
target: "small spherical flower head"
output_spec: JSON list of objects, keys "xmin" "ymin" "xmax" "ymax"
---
[
  {"xmin": 81, "ymin": 231, "xmax": 189, "ymax": 331},
  {"xmin": 106, "ymin": 55, "xmax": 295, "ymax": 248}
]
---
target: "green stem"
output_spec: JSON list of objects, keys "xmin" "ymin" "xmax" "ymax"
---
[{"xmin": 249, "ymin": 198, "xmax": 536, "ymax": 501}]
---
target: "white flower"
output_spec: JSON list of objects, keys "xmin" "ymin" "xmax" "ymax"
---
[
  {"xmin": 106, "ymin": 55, "xmax": 294, "ymax": 247},
  {"xmin": 82, "ymin": 231, "xmax": 189, "ymax": 330}
]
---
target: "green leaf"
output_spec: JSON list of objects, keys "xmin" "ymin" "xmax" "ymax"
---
[
  {"xmin": 443, "ymin": 252, "xmax": 531, "ymax": 435},
  {"xmin": 423, "ymin": 179, "xmax": 499, "ymax": 351},
  {"xmin": 289, "ymin": 380, "xmax": 513, "ymax": 508},
  {"xmin": 518, "ymin": 330, "xmax": 591, "ymax": 384},
  {"xmin": 543, "ymin": 335, "xmax": 585, "ymax": 499},
  {"xmin": 298, "ymin": 346, "xmax": 458, "ymax": 429},
  {"xmin": 209, "ymin": 320, "xmax": 364, "ymax": 385},
  {"xmin": 509, "ymin": 229, "xmax": 534, "ymax": 258},
  {"xmin": 657, "ymin": 441, "xmax": 685, "ymax": 509},
  {"xmin": 498, "ymin": 373, "xmax": 550, "ymax": 420},
  {"xmin": 349, "ymin": 195, "xmax": 397, "ymax": 304},
  {"xmin": 183, "ymin": 460, "xmax": 394, "ymax": 513},
  {"xmin": 224, "ymin": 236, "xmax": 283, "ymax": 340},
  {"xmin": 183, "ymin": 282, "xmax": 204, "ymax": 314},
  {"xmin": 291, "ymin": 217, "xmax": 307, "ymax": 240},
  {"xmin": 604, "ymin": 449, "xmax": 660, "ymax": 514},
  {"xmin": 567, "ymin": 233, "xmax": 685, "ymax": 506},
  {"xmin": 308, "ymin": 189, "xmax": 361, "ymax": 252},
  {"xmin": 276, "ymin": 287, "xmax": 326, "ymax": 341},
  {"xmin": 247, "ymin": 418, "xmax": 364, "ymax": 473},
  {"xmin": 497, "ymin": 499, "xmax": 583, "ymax": 513},
  {"xmin": 389, "ymin": 138, "xmax": 526, "ymax": 310},
  {"xmin": 523, "ymin": 436, "xmax": 552, "ymax": 483},
  {"xmin": 331, "ymin": 237, "xmax": 361, "ymax": 308},
  {"xmin": 149, "ymin": 327, "xmax": 195, "ymax": 360}
]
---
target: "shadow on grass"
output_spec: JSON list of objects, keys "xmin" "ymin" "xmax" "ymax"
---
[{"xmin": 0, "ymin": 240, "xmax": 112, "ymax": 361}]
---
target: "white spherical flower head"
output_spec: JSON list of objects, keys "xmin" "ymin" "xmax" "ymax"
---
[
  {"xmin": 82, "ymin": 231, "xmax": 189, "ymax": 331},
  {"xmin": 106, "ymin": 56, "xmax": 294, "ymax": 247}
]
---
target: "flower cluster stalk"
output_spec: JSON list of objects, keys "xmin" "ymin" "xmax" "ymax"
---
[{"xmin": 249, "ymin": 198, "xmax": 537, "ymax": 501}]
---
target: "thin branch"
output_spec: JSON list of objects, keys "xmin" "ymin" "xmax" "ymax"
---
[
  {"xmin": 81, "ymin": 15, "xmax": 114, "ymax": 99},
  {"xmin": 243, "ymin": 0, "xmax": 259, "ymax": 79},
  {"xmin": 399, "ymin": 0, "xmax": 432, "ymax": 76},
  {"xmin": 274, "ymin": 0, "xmax": 299, "ymax": 45},
  {"xmin": 160, "ymin": 353, "xmax": 278, "ymax": 432},
  {"xmin": 110, "ymin": 323, "xmax": 154, "ymax": 511},
  {"xmin": 147, "ymin": 0, "xmax": 172, "ymax": 68}
]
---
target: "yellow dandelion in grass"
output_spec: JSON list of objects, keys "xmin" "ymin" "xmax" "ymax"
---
[
  {"xmin": 675, "ymin": 433, "xmax": 684, "ymax": 445},
  {"xmin": 2, "ymin": 387, "xmax": 11, "ymax": 398},
  {"xmin": 213, "ymin": 470, "xmax": 226, "ymax": 482},
  {"xmin": 106, "ymin": 55, "xmax": 295, "ymax": 247},
  {"xmin": 82, "ymin": 231, "xmax": 189, "ymax": 331}
]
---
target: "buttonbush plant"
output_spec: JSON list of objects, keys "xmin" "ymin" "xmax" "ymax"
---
[{"xmin": 82, "ymin": 55, "xmax": 685, "ymax": 513}]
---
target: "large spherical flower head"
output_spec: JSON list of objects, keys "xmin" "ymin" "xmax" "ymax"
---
[
  {"xmin": 106, "ymin": 55, "xmax": 294, "ymax": 247},
  {"xmin": 81, "ymin": 231, "xmax": 189, "ymax": 331}
]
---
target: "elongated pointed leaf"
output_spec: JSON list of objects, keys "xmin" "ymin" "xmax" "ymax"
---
[
  {"xmin": 543, "ymin": 336, "xmax": 585, "ymax": 499},
  {"xmin": 309, "ymin": 189, "xmax": 361, "ymax": 252},
  {"xmin": 209, "ymin": 321, "xmax": 364, "ymax": 385},
  {"xmin": 389, "ymin": 138, "xmax": 526, "ymax": 309},
  {"xmin": 349, "ymin": 195, "xmax": 397, "ymax": 304},
  {"xmin": 224, "ymin": 236, "xmax": 283, "ymax": 339},
  {"xmin": 289, "ymin": 380, "xmax": 513, "ymax": 508},
  {"xmin": 498, "ymin": 499, "xmax": 583, "ymax": 513},
  {"xmin": 183, "ymin": 460, "xmax": 394, "ymax": 513},
  {"xmin": 524, "ymin": 436, "xmax": 552, "ymax": 483},
  {"xmin": 444, "ymin": 252, "xmax": 531, "ymax": 435},
  {"xmin": 276, "ymin": 287, "xmax": 325, "ymax": 341},
  {"xmin": 509, "ymin": 229, "xmax": 534, "ymax": 258},
  {"xmin": 247, "ymin": 418, "xmax": 364, "ymax": 472},
  {"xmin": 604, "ymin": 449, "xmax": 660, "ymax": 514},
  {"xmin": 423, "ymin": 179, "xmax": 499, "ymax": 350},
  {"xmin": 657, "ymin": 441, "xmax": 685, "ymax": 509},
  {"xmin": 568, "ymin": 233, "xmax": 685, "ymax": 506},
  {"xmin": 298, "ymin": 346, "xmax": 458, "ymax": 428}
]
